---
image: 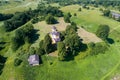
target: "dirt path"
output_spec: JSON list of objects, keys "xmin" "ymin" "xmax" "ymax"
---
[{"xmin": 77, "ymin": 27, "xmax": 102, "ymax": 43}]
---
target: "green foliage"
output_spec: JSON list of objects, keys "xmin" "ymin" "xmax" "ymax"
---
[
  {"xmin": 37, "ymin": 5, "xmax": 63, "ymax": 17},
  {"xmin": 57, "ymin": 42, "xmax": 66, "ymax": 61},
  {"xmin": 28, "ymin": 47, "xmax": 36, "ymax": 55},
  {"xmin": 0, "ymin": 55, "xmax": 6, "ymax": 74},
  {"xmin": 60, "ymin": 31, "xmax": 66, "ymax": 41},
  {"xmin": 31, "ymin": 16, "xmax": 45, "ymax": 24},
  {"xmin": 99, "ymin": 8, "xmax": 103, "ymax": 12},
  {"xmin": 4, "ymin": 12, "xmax": 32, "ymax": 31},
  {"xmin": 64, "ymin": 13, "xmax": 71, "ymax": 23},
  {"xmin": 38, "ymin": 40, "xmax": 45, "ymax": 55},
  {"xmin": 87, "ymin": 42, "xmax": 95, "ymax": 49},
  {"xmin": 65, "ymin": 25, "xmax": 76, "ymax": 35},
  {"xmin": 96, "ymin": 24, "xmax": 110, "ymax": 40},
  {"xmin": 11, "ymin": 37, "xmax": 24, "ymax": 51},
  {"xmin": 0, "ymin": 13, "xmax": 13, "ymax": 21},
  {"xmin": 67, "ymin": 12, "xmax": 72, "ymax": 17},
  {"xmin": 117, "ymin": 17, "xmax": 120, "ymax": 22},
  {"xmin": 14, "ymin": 58, "xmax": 22, "ymax": 66},
  {"xmin": 88, "ymin": 42, "xmax": 108, "ymax": 55},
  {"xmin": 3, "ymin": 4, "xmax": 63, "ymax": 31},
  {"xmin": 45, "ymin": 14, "xmax": 57, "ymax": 24},
  {"xmin": 78, "ymin": 8, "xmax": 81, "ymax": 11},
  {"xmin": 11, "ymin": 24, "xmax": 34, "ymax": 51},
  {"xmin": 70, "ymin": 22, "xmax": 78, "ymax": 31},
  {"xmin": 103, "ymin": 9, "xmax": 111, "ymax": 17},
  {"xmin": 64, "ymin": 33, "xmax": 82, "ymax": 55},
  {"xmin": 74, "ymin": 13, "xmax": 77, "ymax": 16},
  {"xmin": 44, "ymin": 34, "xmax": 52, "ymax": 54},
  {"xmin": 65, "ymin": 23, "xmax": 78, "ymax": 35}
]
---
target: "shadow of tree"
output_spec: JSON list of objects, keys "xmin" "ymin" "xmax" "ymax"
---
[
  {"xmin": 30, "ymin": 29, "xmax": 40, "ymax": 44},
  {"xmin": 0, "ymin": 55, "xmax": 7, "ymax": 75},
  {"xmin": 39, "ymin": 56, "xmax": 43, "ymax": 64},
  {"xmin": 107, "ymin": 38, "xmax": 115, "ymax": 44},
  {"xmin": 64, "ymin": 43, "xmax": 88, "ymax": 61}
]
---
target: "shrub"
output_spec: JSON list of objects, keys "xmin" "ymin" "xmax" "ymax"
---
[
  {"xmin": 96, "ymin": 24, "xmax": 110, "ymax": 40},
  {"xmin": 45, "ymin": 14, "xmax": 57, "ymax": 24},
  {"xmin": 14, "ymin": 58, "xmax": 22, "ymax": 66},
  {"xmin": 89, "ymin": 42, "xmax": 108, "ymax": 55}
]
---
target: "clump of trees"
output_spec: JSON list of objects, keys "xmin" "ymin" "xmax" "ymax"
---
[
  {"xmin": 4, "ymin": 12, "xmax": 32, "ymax": 31},
  {"xmin": 0, "ymin": 39, "xmax": 6, "ymax": 50},
  {"xmin": 64, "ymin": 12, "xmax": 72, "ymax": 23},
  {"xmin": 0, "ymin": 55, "xmax": 7, "ymax": 74},
  {"xmin": 57, "ymin": 22, "xmax": 83, "ymax": 60},
  {"xmin": 45, "ymin": 14, "xmax": 57, "ymax": 24},
  {"xmin": 11, "ymin": 24, "xmax": 34, "ymax": 51},
  {"xmin": 0, "ymin": 13, "xmax": 13, "ymax": 21},
  {"xmin": 43, "ymin": 34, "xmax": 53, "ymax": 54},
  {"xmin": 3, "ymin": 4, "xmax": 63, "ymax": 31},
  {"xmin": 31, "ymin": 16, "xmax": 45, "ymax": 24},
  {"xmin": 103, "ymin": 9, "xmax": 111, "ymax": 17},
  {"xmin": 96, "ymin": 24, "xmax": 110, "ymax": 40},
  {"xmin": 57, "ymin": 42, "xmax": 66, "ymax": 61},
  {"xmin": 88, "ymin": 42, "xmax": 108, "ymax": 55},
  {"xmin": 78, "ymin": 7, "xmax": 82, "ymax": 11}
]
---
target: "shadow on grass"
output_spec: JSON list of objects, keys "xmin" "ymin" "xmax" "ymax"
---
[
  {"xmin": 107, "ymin": 38, "xmax": 115, "ymax": 44},
  {"xmin": 64, "ymin": 43, "xmax": 88, "ymax": 61},
  {"xmin": 30, "ymin": 29, "xmax": 40, "ymax": 43},
  {"xmin": 0, "ymin": 55, "xmax": 7, "ymax": 75},
  {"xmin": 39, "ymin": 56, "xmax": 43, "ymax": 64}
]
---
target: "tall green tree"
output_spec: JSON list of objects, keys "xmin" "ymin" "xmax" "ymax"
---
[
  {"xmin": 64, "ymin": 13, "xmax": 71, "ymax": 23},
  {"xmin": 45, "ymin": 14, "xmax": 57, "ymax": 24},
  {"xmin": 96, "ymin": 24, "xmax": 110, "ymax": 40},
  {"xmin": 64, "ymin": 33, "xmax": 82, "ymax": 55},
  {"xmin": 103, "ymin": 9, "xmax": 111, "ymax": 17},
  {"xmin": 44, "ymin": 34, "xmax": 52, "ymax": 54},
  {"xmin": 57, "ymin": 42, "xmax": 66, "ymax": 61},
  {"xmin": 38, "ymin": 40, "xmax": 45, "ymax": 55}
]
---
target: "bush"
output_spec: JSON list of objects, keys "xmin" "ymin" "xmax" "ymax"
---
[
  {"xmin": 0, "ymin": 13, "xmax": 13, "ymax": 21},
  {"xmin": 45, "ymin": 14, "xmax": 57, "ymax": 24},
  {"xmin": 96, "ymin": 24, "xmax": 110, "ymax": 40},
  {"xmin": 64, "ymin": 13, "xmax": 71, "ymax": 23},
  {"xmin": 78, "ymin": 8, "xmax": 81, "ymax": 11},
  {"xmin": 89, "ymin": 42, "xmax": 108, "ymax": 55},
  {"xmin": 14, "ymin": 58, "xmax": 22, "ymax": 66}
]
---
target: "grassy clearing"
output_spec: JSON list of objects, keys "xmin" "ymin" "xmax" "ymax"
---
[
  {"xmin": 61, "ymin": 5, "xmax": 120, "ymax": 33},
  {"xmin": 0, "ymin": 1, "xmax": 38, "ymax": 14}
]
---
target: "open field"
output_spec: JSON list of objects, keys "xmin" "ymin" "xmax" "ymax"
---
[
  {"xmin": 61, "ymin": 5, "xmax": 120, "ymax": 33},
  {"xmin": 0, "ymin": 0, "xmax": 38, "ymax": 14}
]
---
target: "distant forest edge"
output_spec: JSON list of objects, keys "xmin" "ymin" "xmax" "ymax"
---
[{"xmin": 45, "ymin": 0, "xmax": 120, "ymax": 8}]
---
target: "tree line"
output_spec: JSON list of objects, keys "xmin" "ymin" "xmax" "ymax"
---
[
  {"xmin": 45, "ymin": 0, "xmax": 120, "ymax": 10},
  {"xmin": 3, "ymin": 4, "xmax": 63, "ymax": 31},
  {"xmin": 11, "ymin": 23, "xmax": 34, "ymax": 51},
  {"xmin": 0, "ymin": 13, "xmax": 13, "ymax": 21}
]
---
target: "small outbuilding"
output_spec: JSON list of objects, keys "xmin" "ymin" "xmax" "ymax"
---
[
  {"xmin": 28, "ymin": 54, "xmax": 39, "ymax": 66},
  {"xmin": 111, "ymin": 12, "xmax": 120, "ymax": 19}
]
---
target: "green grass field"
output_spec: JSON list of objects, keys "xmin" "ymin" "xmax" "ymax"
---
[
  {"xmin": 0, "ymin": 4, "xmax": 120, "ymax": 80},
  {"xmin": 0, "ymin": 0, "xmax": 38, "ymax": 14}
]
